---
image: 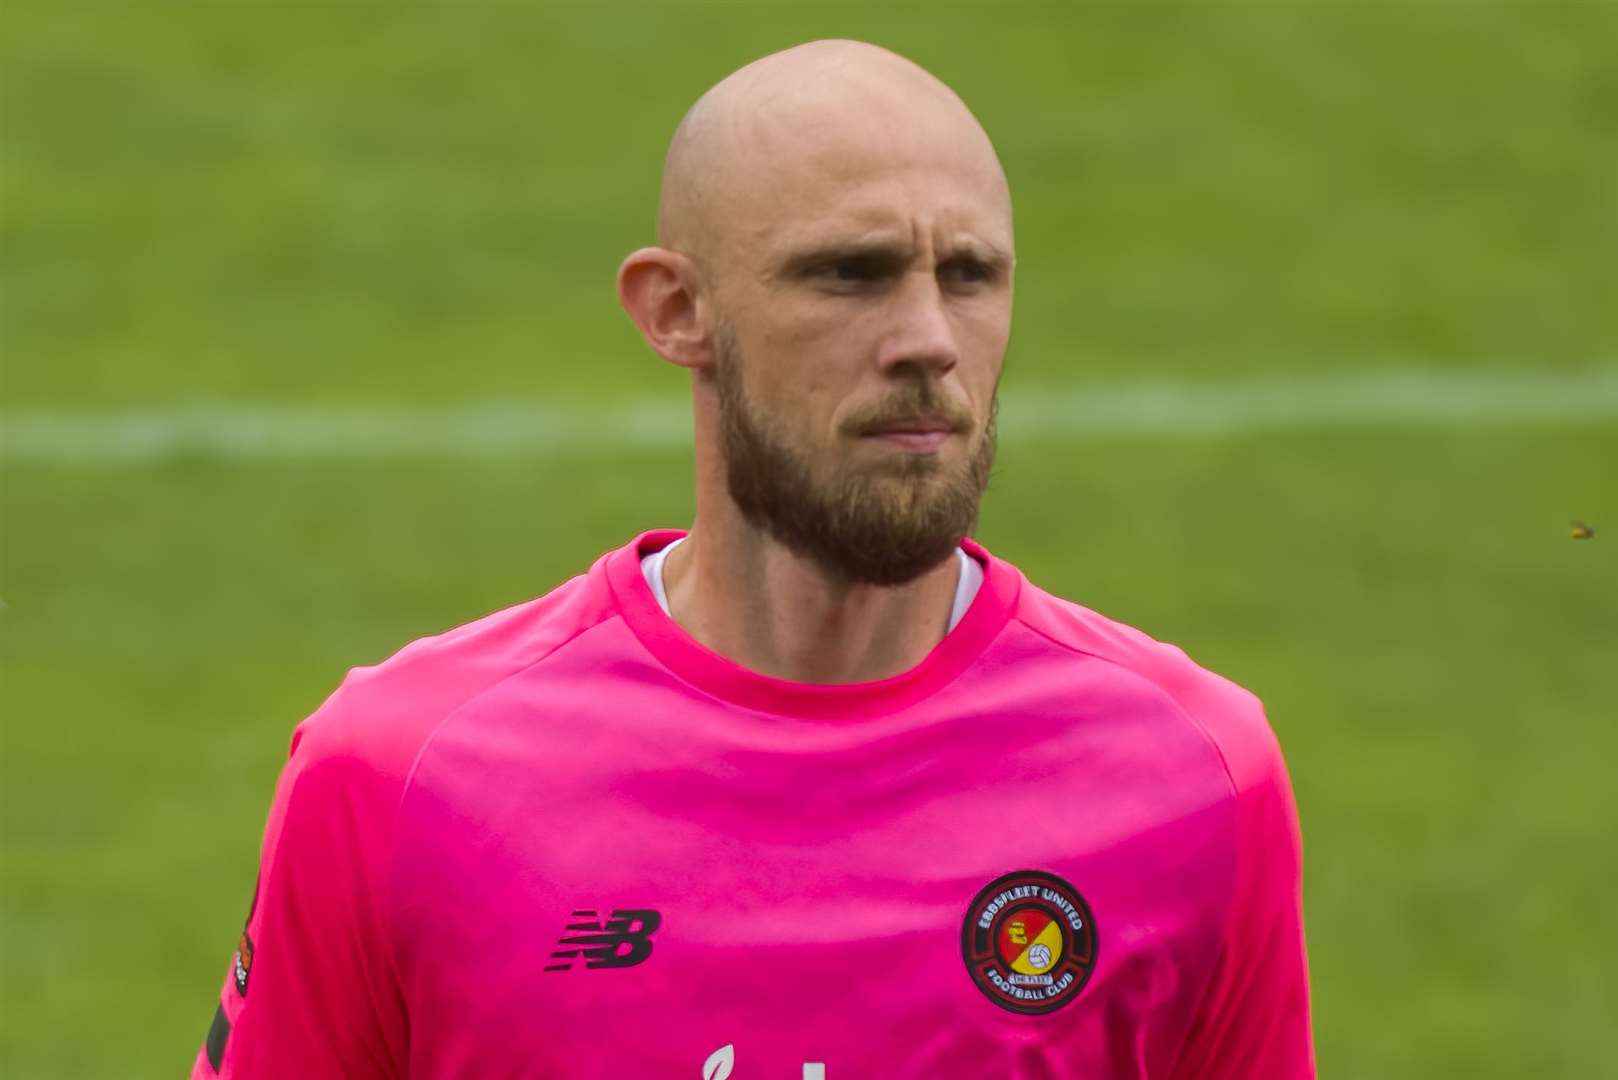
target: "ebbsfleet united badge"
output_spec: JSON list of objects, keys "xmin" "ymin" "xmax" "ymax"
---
[{"xmin": 962, "ymin": 869, "xmax": 1097, "ymax": 1015}]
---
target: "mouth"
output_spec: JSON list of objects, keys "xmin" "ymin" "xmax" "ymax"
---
[{"xmin": 857, "ymin": 415, "xmax": 962, "ymax": 453}]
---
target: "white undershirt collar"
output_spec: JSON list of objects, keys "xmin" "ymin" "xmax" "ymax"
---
[{"xmin": 641, "ymin": 536, "xmax": 983, "ymax": 634}]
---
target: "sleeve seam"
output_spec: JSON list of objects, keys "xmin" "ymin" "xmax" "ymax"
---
[
  {"xmin": 1008, "ymin": 612, "xmax": 1245, "ymax": 1069},
  {"xmin": 380, "ymin": 605, "xmax": 623, "ymax": 1021}
]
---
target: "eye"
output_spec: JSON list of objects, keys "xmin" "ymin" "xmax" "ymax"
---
[
  {"xmin": 824, "ymin": 256, "xmax": 884, "ymax": 283},
  {"xmin": 940, "ymin": 257, "xmax": 996, "ymax": 288}
]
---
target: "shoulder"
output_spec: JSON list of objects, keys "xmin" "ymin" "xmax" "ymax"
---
[
  {"xmin": 1009, "ymin": 573, "xmax": 1283, "ymax": 795},
  {"xmin": 287, "ymin": 561, "xmax": 619, "ymax": 782}
]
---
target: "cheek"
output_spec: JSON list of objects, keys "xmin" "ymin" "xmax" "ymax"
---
[
  {"xmin": 956, "ymin": 290, "xmax": 1013, "ymax": 347},
  {"xmin": 747, "ymin": 329, "xmax": 869, "ymax": 437},
  {"xmin": 951, "ymin": 312, "xmax": 1009, "ymax": 401}
]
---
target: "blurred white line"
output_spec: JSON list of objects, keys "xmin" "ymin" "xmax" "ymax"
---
[{"xmin": 4, "ymin": 368, "xmax": 1616, "ymax": 464}]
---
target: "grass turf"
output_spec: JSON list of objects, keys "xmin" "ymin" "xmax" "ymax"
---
[{"xmin": 3, "ymin": 2, "xmax": 1616, "ymax": 1077}]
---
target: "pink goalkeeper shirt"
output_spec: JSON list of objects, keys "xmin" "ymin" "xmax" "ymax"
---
[{"xmin": 192, "ymin": 531, "xmax": 1314, "ymax": 1079}]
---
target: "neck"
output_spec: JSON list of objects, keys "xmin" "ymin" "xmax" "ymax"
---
[{"xmin": 661, "ymin": 515, "xmax": 961, "ymax": 685}]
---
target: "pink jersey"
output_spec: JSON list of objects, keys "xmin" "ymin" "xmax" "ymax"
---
[{"xmin": 192, "ymin": 531, "xmax": 1312, "ymax": 1079}]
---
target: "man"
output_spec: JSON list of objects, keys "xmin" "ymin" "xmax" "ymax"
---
[{"xmin": 194, "ymin": 40, "xmax": 1313, "ymax": 1079}]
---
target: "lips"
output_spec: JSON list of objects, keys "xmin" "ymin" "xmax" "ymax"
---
[
  {"xmin": 859, "ymin": 415, "xmax": 960, "ymax": 452},
  {"xmin": 870, "ymin": 430, "xmax": 952, "ymax": 452},
  {"xmin": 859, "ymin": 414, "xmax": 959, "ymax": 435}
]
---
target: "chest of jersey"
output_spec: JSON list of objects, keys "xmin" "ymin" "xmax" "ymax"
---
[{"xmin": 388, "ymin": 627, "xmax": 1235, "ymax": 1078}]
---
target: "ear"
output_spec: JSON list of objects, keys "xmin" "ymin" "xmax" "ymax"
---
[{"xmin": 617, "ymin": 247, "xmax": 713, "ymax": 370}]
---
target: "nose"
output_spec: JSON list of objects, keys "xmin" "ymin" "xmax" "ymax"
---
[{"xmin": 875, "ymin": 271, "xmax": 959, "ymax": 377}]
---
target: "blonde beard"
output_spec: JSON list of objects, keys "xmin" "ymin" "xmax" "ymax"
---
[{"xmin": 714, "ymin": 326, "xmax": 997, "ymax": 586}]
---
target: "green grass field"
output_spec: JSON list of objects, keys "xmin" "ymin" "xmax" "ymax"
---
[{"xmin": 3, "ymin": 3, "xmax": 1616, "ymax": 1077}]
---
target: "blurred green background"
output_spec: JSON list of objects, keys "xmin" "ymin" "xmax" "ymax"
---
[{"xmin": 3, "ymin": 2, "xmax": 1615, "ymax": 1077}]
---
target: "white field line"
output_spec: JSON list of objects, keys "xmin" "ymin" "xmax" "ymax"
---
[{"xmin": 3, "ymin": 368, "xmax": 1616, "ymax": 464}]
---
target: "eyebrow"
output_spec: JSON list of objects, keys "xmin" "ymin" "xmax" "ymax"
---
[{"xmin": 771, "ymin": 236, "xmax": 1013, "ymax": 280}]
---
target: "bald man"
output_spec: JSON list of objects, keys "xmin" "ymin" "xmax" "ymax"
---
[{"xmin": 194, "ymin": 41, "xmax": 1313, "ymax": 1080}]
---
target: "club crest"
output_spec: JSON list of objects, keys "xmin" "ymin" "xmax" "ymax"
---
[{"xmin": 962, "ymin": 869, "xmax": 1097, "ymax": 1015}]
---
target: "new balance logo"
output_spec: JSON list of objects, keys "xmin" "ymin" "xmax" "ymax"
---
[{"xmin": 544, "ymin": 908, "xmax": 661, "ymax": 971}]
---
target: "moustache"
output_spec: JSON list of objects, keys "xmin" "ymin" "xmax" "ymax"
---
[{"xmin": 844, "ymin": 391, "xmax": 977, "ymax": 438}]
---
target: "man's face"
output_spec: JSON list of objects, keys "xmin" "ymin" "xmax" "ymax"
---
[{"xmin": 704, "ymin": 106, "xmax": 1014, "ymax": 585}]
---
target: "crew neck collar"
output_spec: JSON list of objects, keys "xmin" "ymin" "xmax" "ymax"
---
[{"xmin": 605, "ymin": 530, "xmax": 1020, "ymax": 720}]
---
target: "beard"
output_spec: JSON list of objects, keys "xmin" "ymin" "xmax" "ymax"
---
[{"xmin": 714, "ymin": 327, "xmax": 997, "ymax": 586}]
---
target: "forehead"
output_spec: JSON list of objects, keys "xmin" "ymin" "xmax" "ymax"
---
[{"xmin": 722, "ymin": 95, "xmax": 1013, "ymax": 261}]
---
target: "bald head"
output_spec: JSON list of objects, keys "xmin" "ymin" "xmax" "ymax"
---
[
  {"xmin": 657, "ymin": 40, "xmax": 1012, "ymax": 273},
  {"xmin": 617, "ymin": 41, "xmax": 1014, "ymax": 589}
]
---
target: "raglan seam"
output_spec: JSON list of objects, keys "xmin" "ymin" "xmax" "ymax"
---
[
  {"xmin": 1009, "ymin": 612, "xmax": 1244, "ymax": 800},
  {"xmin": 380, "ymin": 600, "xmax": 622, "ymax": 1058},
  {"xmin": 1009, "ymin": 611, "xmax": 1245, "ymax": 1074}
]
